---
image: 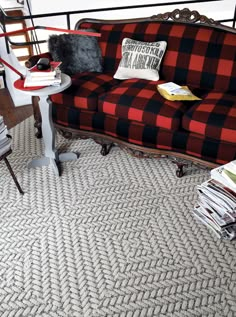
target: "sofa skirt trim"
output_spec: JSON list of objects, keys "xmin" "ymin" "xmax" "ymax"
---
[{"xmin": 54, "ymin": 124, "xmax": 219, "ymax": 172}]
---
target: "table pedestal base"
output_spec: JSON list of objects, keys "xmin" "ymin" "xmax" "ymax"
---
[
  {"xmin": 18, "ymin": 74, "xmax": 73, "ymax": 177},
  {"xmin": 28, "ymin": 152, "xmax": 79, "ymax": 176}
]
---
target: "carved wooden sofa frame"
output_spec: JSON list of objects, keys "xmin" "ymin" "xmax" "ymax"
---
[{"xmin": 31, "ymin": 8, "xmax": 236, "ymax": 177}]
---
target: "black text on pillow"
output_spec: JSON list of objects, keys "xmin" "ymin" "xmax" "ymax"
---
[{"xmin": 114, "ymin": 38, "xmax": 167, "ymax": 81}]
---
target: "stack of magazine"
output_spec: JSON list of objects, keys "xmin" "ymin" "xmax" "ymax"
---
[
  {"xmin": 24, "ymin": 61, "xmax": 62, "ymax": 88},
  {"xmin": 0, "ymin": 116, "xmax": 11, "ymax": 156},
  {"xmin": 194, "ymin": 161, "xmax": 236, "ymax": 240}
]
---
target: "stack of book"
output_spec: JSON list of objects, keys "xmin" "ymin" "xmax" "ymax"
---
[
  {"xmin": 0, "ymin": 116, "xmax": 11, "ymax": 156},
  {"xmin": 194, "ymin": 161, "xmax": 236, "ymax": 240},
  {"xmin": 24, "ymin": 61, "xmax": 62, "ymax": 88}
]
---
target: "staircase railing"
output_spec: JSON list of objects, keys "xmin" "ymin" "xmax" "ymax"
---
[
  {"xmin": 0, "ymin": 0, "xmax": 235, "ymax": 107},
  {"xmin": 1, "ymin": 0, "xmax": 235, "ymax": 57}
]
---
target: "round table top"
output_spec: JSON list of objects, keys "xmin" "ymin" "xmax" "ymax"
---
[{"xmin": 16, "ymin": 73, "xmax": 71, "ymax": 97}]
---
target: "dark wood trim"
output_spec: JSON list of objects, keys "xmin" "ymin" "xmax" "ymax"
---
[
  {"xmin": 54, "ymin": 124, "xmax": 218, "ymax": 170},
  {"xmin": 76, "ymin": 7, "xmax": 236, "ymax": 33},
  {"xmin": 31, "ymin": 96, "xmax": 42, "ymax": 138}
]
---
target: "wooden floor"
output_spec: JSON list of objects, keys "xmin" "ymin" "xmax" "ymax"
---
[{"xmin": 0, "ymin": 87, "xmax": 33, "ymax": 128}]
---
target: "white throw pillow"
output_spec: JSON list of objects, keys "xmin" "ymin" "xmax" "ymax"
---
[{"xmin": 114, "ymin": 38, "xmax": 167, "ymax": 81}]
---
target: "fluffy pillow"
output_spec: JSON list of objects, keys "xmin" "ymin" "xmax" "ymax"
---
[
  {"xmin": 114, "ymin": 38, "xmax": 167, "ymax": 81},
  {"xmin": 48, "ymin": 30, "xmax": 103, "ymax": 76}
]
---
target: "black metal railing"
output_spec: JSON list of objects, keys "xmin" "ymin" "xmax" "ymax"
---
[{"xmin": 0, "ymin": 0, "xmax": 235, "ymax": 54}]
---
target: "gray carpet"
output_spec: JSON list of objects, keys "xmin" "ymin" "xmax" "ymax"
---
[{"xmin": 0, "ymin": 116, "xmax": 235, "ymax": 317}]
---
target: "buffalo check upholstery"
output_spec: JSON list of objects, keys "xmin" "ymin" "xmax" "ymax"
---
[
  {"xmin": 52, "ymin": 105, "xmax": 236, "ymax": 165},
  {"xmin": 79, "ymin": 20, "xmax": 236, "ymax": 91},
  {"xmin": 50, "ymin": 73, "xmax": 120, "ymax": 111},
  {"xmin": 182, "ymin": 92, "xmax": 236, "ymax": 143},
  {"xmin": 98, "ymin": 79, "xmax": 188, "ymax": 130},
  {"xmin": 49, "ymin": 16, "xmax": 236, "ymax": 166}
]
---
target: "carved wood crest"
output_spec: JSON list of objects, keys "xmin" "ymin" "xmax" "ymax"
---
[{"xmin": 151, "ymin": 8, "xmax": 219, "ymax": 26}]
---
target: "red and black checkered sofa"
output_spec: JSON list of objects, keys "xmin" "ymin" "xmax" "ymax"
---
[{"xmin": 48, "ymin": 8, "xmax": 236, "ymax": 176}]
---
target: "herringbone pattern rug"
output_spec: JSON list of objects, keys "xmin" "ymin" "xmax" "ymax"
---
[{"xmin": 0, "ymin": 116, "xmax": 235, "ymax": 317}]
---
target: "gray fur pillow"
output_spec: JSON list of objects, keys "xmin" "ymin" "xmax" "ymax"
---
[{"xmin": 48, "ymin": 30, "xmax": 103, "ymax": 75}]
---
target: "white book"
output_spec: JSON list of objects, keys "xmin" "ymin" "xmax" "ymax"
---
[
  {"xmin": 197, "ymin": 189, "xmax": 235, "ymax": 226},
  {"xmin": 194, "ymin": 204, "xmax": 236, "ymax": 240},
  {"xmin": 29, "ymin": 75, "xmax": 57, "ymax": 81},
  {"xmin": 157, "ymin": 82, "xmax": 181, "ymax": 94},
  {"xmin": 194, "ymin": 204, "xmax": 223, "ymax": 239},
  {"xmin": 0, "ymin": 137, "xmax": 10, "ymax": 146},
  {"xmin": 0, "ymin": 126, "xmax": 8, "ymax": 140},
  {"xmin": 203, "ymin": 179, "xmax": 236, "ymax": 211},
  {"xmin": 0, "ymin": 138, "xmax": 11, "ymax": 156},
  {"xmin": 194, "ymin": 205, "xmax": 221, "ymax": 229},
  {"xmin": 196, "ymin": 200, "xmax": 227, "ymax": 229},
  {"xmin": 24, "ymin": 72, "xmax": 61, "ymax": 87},
  {"xmin": 30, "ymin": 70, "xmax": 56, "ymax": 78},
  {"xmin": 157, "ymin": 82, "xmax": 193, "ymax": 96},
  {"xmin": 222, "ymin": 170, "xmax": 236, "ymax": 189},
  {"xmin": 223, "ymin": 161, "xmax": 236, "ymax": 176},
  {"xmin": 211, "ymin": 165, "xmax": 236, "ymax": 192},
  {"xmin": 0, "ymin": 123, "xmax": 6, "ymax": 133},
  {"xmin": 198, "ymin": 195, "xmax": 233, "ymax": 228}
]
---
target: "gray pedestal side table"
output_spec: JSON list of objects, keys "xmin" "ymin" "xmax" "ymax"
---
[{"xmin": 21, "ymin": 73, "xmax": 79, "ymax": 176}]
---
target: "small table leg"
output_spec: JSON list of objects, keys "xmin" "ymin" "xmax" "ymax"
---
[
  {"xmin": 32, "ymin": 96, "xmax": 42, "ymax": 139},
  {"xmin": 28, "ymin": 95, "xmax": 79, "ymax": 176},
  {"xmin": 4, "ymin": 157, "xmax": 24, "ymax": 194}
]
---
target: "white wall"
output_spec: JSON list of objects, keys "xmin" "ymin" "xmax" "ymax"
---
[
  {"xmin": 28, "ymin": 0, "xmax": 235, "ymax": 29},
  {"xmin": 25, "ymin": 0, "xmax": 235, "ymax": 54}
]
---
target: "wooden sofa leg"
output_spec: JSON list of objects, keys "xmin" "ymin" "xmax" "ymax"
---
[
  {"xmin": 172, "ymin": 159, "xmax": 188, "ymax": 178},
  {"xmin": 100, "ymin": 143, "xmax": 114, "ymax": 156},
  {"xmin": 32, "ymin": 96, "xmax": 42, "ymax": 139}
]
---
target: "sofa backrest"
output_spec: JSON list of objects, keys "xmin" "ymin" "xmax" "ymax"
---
[{"xmin": 77, "ymin": 9, "xmax": 236, "ymax": 92}]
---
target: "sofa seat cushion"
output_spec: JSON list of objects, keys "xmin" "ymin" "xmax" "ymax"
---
[
  {"xmin": 98, "ymin": 79, "xmax": 188, "ymax": 130},
  {"xmin": 50, "ymin": 72, "xmax": 120, "ymax": 111},
  {"xmin": 182, "ymin": 91, "xmax": 236, "ymax": 143},
  {"xmin": 52, "ymin": 105, "xmax": 236, "ymax": 165}
]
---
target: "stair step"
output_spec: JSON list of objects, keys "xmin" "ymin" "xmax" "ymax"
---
[
  {"xmin": 4, "ymin": 10, "xmax": 24, "ymax": 24},
  {"xmin": 11, "ymin": 44, "xmax": 31, "ymax": 49},
  {"xmin": 17, "ymin": 56, "xmax": 31, "ymax": 62},
  {"xmin": 5, "ymin": 9, "xmax": 23, "ymax": 17},
  {"xmin": 2, "ymin": 9, "xmax": 33, "ymax": 62}
]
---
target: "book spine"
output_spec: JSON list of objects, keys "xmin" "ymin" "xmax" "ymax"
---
[{"xmin": 0, "ymin": 137, "xmax": 11, "ymax": 156}]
